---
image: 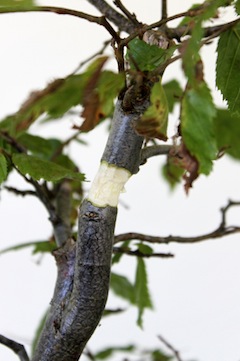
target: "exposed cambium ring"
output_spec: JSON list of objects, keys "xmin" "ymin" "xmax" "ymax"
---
[{"xmin": 88, "ymin": 161, "xmax": 131, "ymax": 207}]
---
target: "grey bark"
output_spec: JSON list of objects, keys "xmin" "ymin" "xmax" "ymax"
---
[
  {"xmin": 32, "ymin": 96, "xmax": 150, "ymax": 360},
  {"xmin": 86, "ymin": 0, "xmax": 137, "ymax": 33}
]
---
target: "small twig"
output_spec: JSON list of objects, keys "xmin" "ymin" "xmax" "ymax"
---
[
  {"xmin": 99, "ymin": 16, "xmax": 121, "ymax": 43},
  {"xmin": 140, "ymin": 145, "xmax": 172, "ymax": 164},
  {"xmin": 84, "ymin": 348, "xmax": 96, "ymax": 361},
  {"xmin": 50, "ymin": 130, "xmax": 81, "ymax": 161},
  {"xmin": 72, "ymin": 39, "xmax": 111, "ymax": 74},
  {"xmin": 113, "ymin": 0, "xmax": 140, "ymax": 27},
  {"xmin": 103, "ymin": 308, "xmax": 125, "ymax": 316},
  {"xmin": 4, "ymin": 186, "xmax": 36, "ymax": 197},
  {"xmin": 114, "ymin": 200, "xmax": 240, "ymax": 245},
  {"xmin": 120, "ymin": 10, "xmax": 189, "ymax": 47},
  {"xmin": 219, "ymin": 200, "xmax": 240, "ymax": 229},
  {"xmin": 0, "ymin": 6, "xmax": 120, "ymax": 40},
  {"xmin": 0, "ymin": 334, "xmax": 29, "ymax": 361},
  {"xmin": 86, "ymin": 0, "xmax": 136, "ymax": 33},
  {"xmin": 167, "ymin": 17, "xmax": 240, "ymax": 41},
  {"xmin": 161, "ymin": 0, "xmax": 168, "ymax": 21},
  {"xmin": 113, "ymin": 247, "xmax": 174, "ymax": 258},
  {"xmin": 158, "ymin": 335, "xmax": 183, "ymax": 361},
  {"xmin": 0, "ymin": 131, "xmax": 26, "ymax": 153},
  {"xmin": 200, "ymin": 17, "xmax": 240, "ymax": 46}
]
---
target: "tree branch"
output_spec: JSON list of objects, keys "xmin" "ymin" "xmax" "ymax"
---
[
  {"xmin": 86, "ymin": 0, "xmax": 136, "ymax": 33},
  {"xmin": 113, "ymin": 246, "xmax": 174, "ymax": 258},
  {"xmin": 0, "ymin": 131, "xmax": 73, "ymax": 247},
  {"xmin": 3, "ymin": 186, "xmax": 36, "ymax": 197},
  {"xmin": 32, "ymin": 88, "xmax": 151, "ymax": 360},
  {"xmin": 161, "ymin": 0, "xmax": 168, "ymax": 20},
  {"xmin": 113, "ymin": 0, "xmax": 140, "ymax": 27},
  {"xmin": 0, "ymin": 334, "xmax": 29, "ymax": 361},
  {"xmin": 0, "ymin": 6, "xmax": 120, "ymax": 40},
  {"xmin": 114, "ymin": 200, "xmax": 240, "ymax": 245},
  {"xmin": 167, "ymin": 17, "xmax": 240, "ymax": 41},
  {"xmin": 140, "ymin": 145, "xmax": 172, "ymax": 165},
  {"xmin": 158, "ymin": 335, "xmax": 183, "ymax": 361}
]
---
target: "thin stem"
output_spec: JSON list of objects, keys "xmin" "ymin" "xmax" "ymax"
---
[
  {"xmin": 0, "ymin": 6, "xmax": 120, "ymax": 39},
  {"xmin": 140, "ymin": 145, "xmax": 172, "ymax": 164},
  {"xmin": 158, "ymin": 335, "xmax": 183, "ymax": 361},
  {"xmin": 113, "ymin": 247, "xmax": 174, "ymax": 258},
  {"xmin": 167, "ymin": 17, "xmax": 240, "ymax": 41},
  {"xmin": 114, "ymin": 200, "xmax": 240, "ymax": 245},
  {"xmin": 72, "ymin": 39, "xmax": 111, "ymax": 74},
  {"xmin": 3, "ymin": 186, "xmax": 36, "ymax": 197},
  {"xmin": 120, "ymin": 11, "xmax": 189, "ymax": 47},
  {"xmin": 86, "ymin": 0, "xmax": 135, "ymax": 33},
  {"xmin": 0, "ymin": 334, "xmax": 29, "ymax": 361},
  {"xmin": 161, "ymin": 0, "xmax": 168, "ymax": 20},
  {"xmin": 113, "ymin": 0, "xmax": 140, "ymax": 26}
]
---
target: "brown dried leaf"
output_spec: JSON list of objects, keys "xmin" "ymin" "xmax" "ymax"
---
[
  {"xmin": 79, "ymin": 56, "xmax": 108, "ymax": 132},
  {"xmin": 169, "ymin": 142, "xmax": 199, "ymax": 193},
  {"xmin": 80, "ymin": 92, "xmax": 105, "ymax": 131}
]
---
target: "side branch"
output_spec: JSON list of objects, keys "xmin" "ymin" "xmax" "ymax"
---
[
  {"xmin": 86, "ymin": 0, "xmax": 136, "ymax": 33},
  {"xmin": 0, "ymin": 334, "xmax": 29, "ymax": 361},
  {"xmin": 113, "ymin": 246, "xmax": 174, "ymax": 258},
  {"xmin": 0, "ymin": 6, "xmax": 120, "ymax": 39},
  {"xmin": 140, "ymin": 144, "xmax": 171, "ymax": 164},
  {"xmin": 167, "ymin": 17, "xmax": 240, "ymax": 41},
  {"xmin": 114, "ymin": 200, "xmax": 240, "ymax": 245}
]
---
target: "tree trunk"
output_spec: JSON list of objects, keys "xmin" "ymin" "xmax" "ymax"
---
[{"xmin": 32, "ymin": 93, "xmax": 150, "ymax": 360}]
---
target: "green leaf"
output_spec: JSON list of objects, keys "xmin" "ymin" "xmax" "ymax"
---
[
  {"xmin": 182, "ymin": 22, "xmax": 204, "ymax": 86},
  {"xmin": 17, "ymin": 133, "xmax": 62, "ymax": 159},
  {"xmin": 151, "ymin": 349, "xmax": 173, "ymax": 361},
  {"xmin": 216, "ymin": 23, "xmax": 240, "ymax": 116},
  {"xmin": 134, "ymin": 258, "xmax": 153, "ymax": 328},
  {"xmin": 112, "ymin": 240, "xmax": 130, "ymax": 264},
  {"xmin": 236, "ymin": 0, "xmax": 240, "ymax": 14},
  {"xmin": 182, "ymin": 0, "xmax": 227, "ymax": 85},
  {"xmin": 97, "ymin": 71, "xmax": 125, "ymax": 118},
  {"xmin": 94, "ymin": 345, "xmax": 135, "ymax": 360},
  {"xmin": 0, "ymin": 57, "xmax": 109, "ymax": 135},
  {"xmin": 136, "ymin": 80, "xmax": 168, "ymax": 140},
  {"xmin": 137, "ymin": 243, "xmax": 153, "ymax": 255},
  {"xmin": 163, "ymin": 80, "xmax": 182, "ymax": 113},
  {"xmin": 127, "ymin": 38, "xmax": 175, "ymax": 71},
  {"xmin": 12, "ymin": 153, "xmax": 85, "ymax": 182},
  {"xmin": 0, "ymin": 0, "xmax": 34, "ymax": 7},
  {"xmin": 0, "ymin": 240, "xmax": 56, "ymax": 255},
  {"xmin": 162, "ymin": 158, "xmax": 184, "ymax": 189},
  {"xmin": 214, "ymin": 108, "xmax": 240, "ymax": 159},
  {"xmin": 181, "ymin": 82, "xmax": 217, "ymax": 174},
  {"xmin": 0, "ymin": 153, "xmax": 8, "ymax": 184},
  {"xmin": 110, "ymin": 272, "xmax": 135, "ymax": 304},
  {"xmin": 178, "ymin": 3, "xmax": 202, "ymax": 26}
]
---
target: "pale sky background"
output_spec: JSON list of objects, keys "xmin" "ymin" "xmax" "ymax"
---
[{"xmin": 0, "ymin": 1, "xmax": 240, "ymax": 361}]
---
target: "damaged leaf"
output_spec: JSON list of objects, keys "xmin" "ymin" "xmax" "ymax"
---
[
  {"xmin": 135, "ymin": 80, "xmax": 168, "ymax": 140},
  {"xmin": 169, "ymin": 143, "xmax": 199, "ymax": 193},
  {"xmin": 181, "ymin": 81, "xmax": 217, "ymax": 175},
  {"xmin": 80, "ymin": 56, "xmax": 108, "ymax": 131},
  {"xmin": 77, "ymin": 70, "xmax": 124, "ymax": 132},
  {"xmin": 0, "ymin": 57, "xmax": 113, "ymax": 135}
]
